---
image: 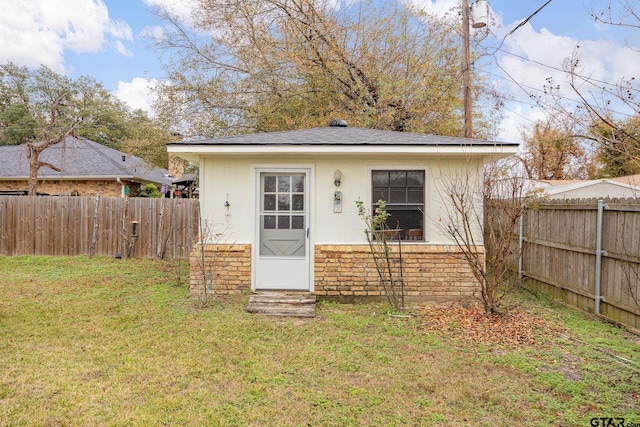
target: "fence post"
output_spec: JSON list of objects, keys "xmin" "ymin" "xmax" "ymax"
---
[
  {"xmin": 595, "ymin": 199, "xmax": 606, "ymax": 314},
  {"xmin": 518, "ymin": 205, "xmax": 525, "ymax": 280},
  {"xmin": 89, "ymin": 194, "xmax": 100, "ymax": 259}
]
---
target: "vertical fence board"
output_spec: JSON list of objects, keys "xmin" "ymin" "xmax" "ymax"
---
[
  {"xmin": 0, "ymin": 196, "xmax": 199, "ymax": 259},
  {"xmin": 490, "ymin": 197, "xmax": 640, "ymax": 331}
]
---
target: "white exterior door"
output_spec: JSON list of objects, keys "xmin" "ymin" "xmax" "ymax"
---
[{"xmin": 254, "ymin": 169, "xmax": 310, "ymax": 291}]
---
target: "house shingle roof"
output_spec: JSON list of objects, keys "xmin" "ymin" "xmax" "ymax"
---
[
  {"xmin": 0, "ymin": 136, "xmax": 173, "ymax": 186},
  {"xmin": 609, "ymin": 174, "xmax": 640, "ymax": 188},
  {"xmin": 167, "ymin": 126, "xmax": 519, "ymax": 147}
]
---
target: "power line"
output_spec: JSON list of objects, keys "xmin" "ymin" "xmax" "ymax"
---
[
  {"xmin": 479, "ymin": 0, "xmax": 554, "ymax": 60},
  {"xmin": 502, "ymin": 105, "xmax": 539, "ymax": 125},
  {"xmin": 479, "ymin": 61, "xmax": 639, "ymax": 121},
  {"xmin": 488, "ymin": 47, "xmax": 640, "ymax": 96},
  {"xmin": 480, "ymin": 61, "xmax": 639, "ymax": 119}
]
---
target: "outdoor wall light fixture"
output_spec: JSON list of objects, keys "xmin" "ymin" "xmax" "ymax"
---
[
  {"xmin": 224, "ymin": 194, "xmax": 231, "ymax": 222},
  {"xmin": 334, "ymin": 169, "xmax": 342, "ymax": 187},
  {"xmin": 333, "ymin": 170, "xmax": 343, "ymax": 213}
]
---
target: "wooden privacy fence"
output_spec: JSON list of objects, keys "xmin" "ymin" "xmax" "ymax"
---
[
  {"xmin": 0, "ymin": 196, "xmax": 199, "ymax": 259},
  {"xmin": 515, "ymin": 198, "xmax": 640, "ymax": 331}
]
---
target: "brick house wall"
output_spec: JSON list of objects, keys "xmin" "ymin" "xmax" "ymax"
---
[
  {"xmin": 0, "ymin": 179, "xmax": 141, "ymax": 197},
  {"xmin": 190, "ymin": 244, "xmax": 252, "ymax": 295},
  {"xmin": 189, "ymin": 243, "xmax": 480, "ymax": 302},
  {"xmin": 314, "ymin": 244, "xmax": 479, "ymax": 302}
]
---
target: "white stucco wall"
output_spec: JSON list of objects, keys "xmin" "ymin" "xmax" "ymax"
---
[{"xmin": 197, "ymin": 154, "xmax": 484, "ymax": 246}]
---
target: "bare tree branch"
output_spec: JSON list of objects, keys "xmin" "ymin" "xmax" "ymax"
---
[{"xmin": 25, "ymin": 93, "xmax": 80, "ymax": 195}]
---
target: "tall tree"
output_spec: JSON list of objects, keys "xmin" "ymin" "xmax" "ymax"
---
[
  {"xmin": 592, "ymin": 115, "xmax": 640, "ymax": 177},
  {"xmin": 26, "ymin": 93, "xmax": 80, "ymax": 195},
  {"xmin": 121, "ymin": 109, "xmax": 174, "ymax": 169},
  {"xmin": 0, "ymin": 102, "xmax": 40, "ymax": 145},
  {"xmin": 1, "ymin": 64, "xmax": 126, "ymax": 149},
  {"xmin": 519, "ymin": 119, "xmax": 593, "ymax": 180},
  {"xmin": 508, "ymin": 2, "xmax": 640, "ymax": 180},
  {"xmin": 551, "ymin": 1, "xmax": 640, "ymax": 169},
  {"xmin": 0, "ymin": 63, "xmax": 174, "ymax": 194},
  {"xmin": 151, "ymin": 0, "xmax": 499, "ymax": 138}
]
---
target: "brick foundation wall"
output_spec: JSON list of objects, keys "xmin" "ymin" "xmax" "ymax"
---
[
  {"xmin": 0, "ymin": 179, "xmax": 140, "ymax": 197},
  {"xmin": 190, "ymin": 244, "xmax": 252, "ymax": 295},
  {"xmin": 314, "ymin": 244, "xmax": 480, "ymax": 302},
  {"xmin": 190, "ymin": 243, "xmax": 481, "ymax": 302}
]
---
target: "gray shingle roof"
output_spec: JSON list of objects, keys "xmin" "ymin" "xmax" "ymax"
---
[
  {"xmin": 0, "ymin": 136, "xmax": 173, "ymax": 186},
  {"xmin": 167, "ymin": 126, "xmax": 518, "ymax": 147}
]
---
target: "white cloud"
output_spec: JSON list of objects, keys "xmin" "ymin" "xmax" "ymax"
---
[
  {"xmin": 113, "ymin": 40, "xmax": 133, "ymax": 58},
  {"xmin": 0, "ymin": 0, "xmax": 133, "ymax": 71},
  {"xmin": 140, "ymin": 25, "xmax": 166, "ymax": 41},
  {"xmin": 142, "ymin": 0, "xmax": 198, "ymax": 27},
  {"xmin": 109, "ymin": 18, "xmax": 134, "ymax": 41},
  {"xmin": 114, "ymin": 77, "xmax": 158, "ymax": 116},
  {"xmin": 489, "ymin": 19, "xmax": 640, "ymax": 144},
  {"xmin": 499, "ymin": 24, "xmax": 640, "ymax": 98},
  {"xmin": 496, "ymin": 105, "xmax": 544, "ymax": 144},
  {"xmin": 403, "ymin": 0, "xmax": 460, "ymax": 20}
]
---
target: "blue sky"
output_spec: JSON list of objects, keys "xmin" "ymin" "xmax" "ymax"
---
[{"xmin": 0, "ymin": 0, "xmax": 638, "ymax": 143}]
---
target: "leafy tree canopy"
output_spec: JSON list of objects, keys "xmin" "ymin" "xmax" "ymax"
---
[
  {"xmin": 151, "ymin": 0, "xmax": 501, "ymax": 138},
  {"xmin": 0, "ymin": 63, "xmax": 172, "ymax": 169},
  {"xmin": 592, "ymin": 115, "xmax": 640, "ymax": 178},
  {"xmin": 519, "ymin": 119, "xmax": 594, "ymax": 180}
]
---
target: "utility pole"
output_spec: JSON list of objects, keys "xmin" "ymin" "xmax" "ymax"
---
[
  {"xmin": 462, "ymin": 0, "xmax": 473, "ymax": 139},
  {"xmin": 462, "ymin": 0, "xmax": 488, "ymax": 139}
]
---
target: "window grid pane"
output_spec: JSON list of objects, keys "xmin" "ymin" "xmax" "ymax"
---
[{"xmin": 372, "ymin": 170, "xmax": 425, "ymax": 241}]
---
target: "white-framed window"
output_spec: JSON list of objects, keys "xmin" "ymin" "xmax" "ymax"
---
[{"xmin": 372, "ymin": 170, "xmax": 425, "ymax": 241}]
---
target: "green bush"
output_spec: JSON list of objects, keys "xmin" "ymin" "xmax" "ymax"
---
[{"xmin": 136, "ymin": 183, "xmax": 162, "ymax": 198}]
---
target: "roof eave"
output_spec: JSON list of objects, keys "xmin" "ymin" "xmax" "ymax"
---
[
  {"xmin": 0, "ymin": 175, "xmax": 136, "ymax": 181},
  {"xmin": 167, "ymin": 144, "xmax": 519, "ymax": 156}
]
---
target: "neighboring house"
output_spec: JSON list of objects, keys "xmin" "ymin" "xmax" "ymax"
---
[
  {"xmin": 0, "ymin": 136, "xmax": 177, "ymax": 197},
  {"xmin": 533, "ymin": 177, "xmax": 640, "ymax": 200},
  {"xmin": 168, "ymin": 122, "xmax": 518, "ymax": 301},
  {"xmin": 609, "ymin": 174, "xmax": 640, "ymax": 189}
]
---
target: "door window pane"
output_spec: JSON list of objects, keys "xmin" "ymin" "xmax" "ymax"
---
[
  {"xmin": 278, "ymin": 194, "xmax": 290, "ymax": 210},
  {"xmin": 278, "ymin": 176, "xmax": 290, "ymax": 192},
  {"xmin": 264, "ymin": 194, "xmax": 276, "ymax": 211},
  {"xmin": 264, "ymin": 215, "xmax": 276, "ymax": 229},
  {"xmin": 278, "ymin": 215, "xmax": 290, "ymax": 229},
  {"xmin": 292, "ymin": 194, "xmax": 304, "ymax": 211},
  {"xmin": 260, "ymin": 172, "xmax": 307, "ymax": 257},
  {"xmin": 291, "ymin": 216, "xmax": 304, "ymax": 229}
]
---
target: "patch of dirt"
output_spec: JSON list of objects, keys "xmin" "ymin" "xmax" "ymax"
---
[
  {"xmin": 623, "ymin": 330, "xmax": 640, "ymax": 344},
  {"xmin": 415, "ymin": 300, "xmax": 565, "ymax": 348},
  {"xmin": 557, "ymin": 352, "xmax": 584, "ymax": 381}
]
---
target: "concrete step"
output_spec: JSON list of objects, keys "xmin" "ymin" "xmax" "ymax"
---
[{"xmin": 246, "ymin": 292, "xmax": 316, "ymax": 318}]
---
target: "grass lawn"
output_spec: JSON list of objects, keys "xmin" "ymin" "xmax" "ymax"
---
[{"xmin": 0, "ymin": 256, "xmax": 638, "ymax": 426}]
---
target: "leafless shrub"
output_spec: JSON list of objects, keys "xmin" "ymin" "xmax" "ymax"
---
[
  {"xmin": 436, "ymin": 163, "xmax": 543, "ymax": 315},
  {"xmin": 356, "ymin": 199, "xmax": 405, "ymax": 312},
  {"xmin": 193, "ymin": 218, "xmax": 230, "ymax": 308}
]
